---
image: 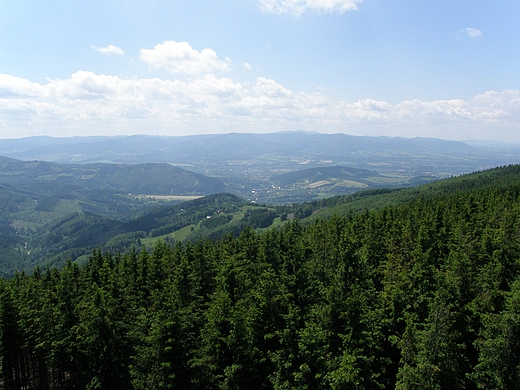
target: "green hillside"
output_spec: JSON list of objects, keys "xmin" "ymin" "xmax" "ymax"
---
[
  {"xmin": 10, "ymin": 193, "xmax": 283, "ymax": 272},
  {"xmin": 1, "ymin": 164, "xmax": 520, "ymax": 388},
  {"xmin": 0, "ymin": 157, "xmax": 226, "ymax": 195},
  {"xmin": 296, "ymin": 164, "xmax": 520, "ymax": 220},
  {"xmin": 0, "ymin": 157, "xmax": 228, "ymax": 275},
  {"xmin": 3, "ymin": 164, "xmax": 520, "ymax": 276}
]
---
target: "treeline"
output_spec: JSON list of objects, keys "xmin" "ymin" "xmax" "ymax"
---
[{"xmin": 2, "ymin": 172, "xmax": 520, "ymax": 388}]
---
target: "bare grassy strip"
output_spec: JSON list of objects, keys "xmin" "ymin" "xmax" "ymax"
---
[
  {"xmin": 308, "ymin": 179, "xmax": 368, "ymax": 189},
  {"xmin": 137, "ymin": 195, "xmax": 204, "ymax": 201},
  {"xmin": 308, "ymin": 180, "xmax": 331, "ymax": 189}
]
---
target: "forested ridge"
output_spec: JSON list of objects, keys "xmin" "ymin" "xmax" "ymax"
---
[{"xmin": 2, "ymin": 166, "xmax": 520, "ymax": 389}]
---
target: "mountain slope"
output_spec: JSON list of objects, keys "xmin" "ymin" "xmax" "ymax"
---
[
  {"xmin": 303, "ymin": 164, "xmax": 520, "ymax": 220},
  {"xmin": 0, "ymin": 156, "xmax": 225, "ymax": 195},
  {"xmin": 3, "ymin": 163, "xmax": 520, "ymax": 276},
  {"xmin": 21, "ymin": 165, "xmax": 520, "ymax": 272},
  {"xmin": 24, "ymin": 193, "xmax": 249, "ymax": 270},
  {"xmin": 4, "ymin": 165, "xmax": 520, "ymax": 388}
]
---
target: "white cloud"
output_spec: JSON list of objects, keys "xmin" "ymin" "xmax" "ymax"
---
[
  {"xmin": 464, "ymin": 28, "xmax": 483, "ymax": 38},
  {"xmin": 1, "ymin": 71, "xmax": 520, "ymax": 141},
  {"xmin": 139, "ymin": 41, "xmax": 231, "ymax": 75},
  {"xmin": 92, "ymin": 45, "xmax": 125, "ymax": 55},
  {"xmin": 243, "ymin": 62, "xmax": 252, "ymax": 71},
  {"xmin": 0, "ymin": 74, "xmax": 44, "ymax": 98},
  {"xmin": 472, "ymin": 90, "xmax": 520, "ymax": 107},
  {"xmin": 258, "ymin": 0, "xmax": 362, "ymax": 16},
  {"xmin": 253, "ymin": 77, "xmax": 292, "ymax": 98}
]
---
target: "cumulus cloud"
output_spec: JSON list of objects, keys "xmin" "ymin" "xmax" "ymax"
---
[
  {"xmin": 258, "ymin": 0, "xmax": 362, "ymax": 16},
  {"xmin": 0, "ymin": 74, "xmax": 44, "ymax": 98},
  {"xmin": 1, "ymin": 71, "xmax": 520, "ymax": 140},
  {"xmin": 139, "ymin": 41, "xmax": 231, "ymax": 75},
  {"xmin": 464, "ymin": 28, "xmax": 483, "ymax": 38},
  {"xmin": 253, "ymin": 78, "xmax": 292, "ymax": 98},
  {"xmin": 472, "ymin": 90, "xmax": 520, "ymax": 107},
  {"xmin": 92, "ymin": 45, "xmax": 125, "ymax": 55}
]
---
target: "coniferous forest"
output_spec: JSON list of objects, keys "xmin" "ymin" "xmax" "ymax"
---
[{"xmin": 3, "ymin": 166, "xmax": 520, "ymax": 389}]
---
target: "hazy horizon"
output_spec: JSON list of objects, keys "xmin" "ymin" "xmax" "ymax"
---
[{"xmin": 3, "ymin": 130, "xmax": 520, "ymax": 152}]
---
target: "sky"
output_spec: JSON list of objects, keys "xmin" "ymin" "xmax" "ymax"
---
[{"xmin": 1, "ymin": 0, "xmax": 520, "ymax": 142}]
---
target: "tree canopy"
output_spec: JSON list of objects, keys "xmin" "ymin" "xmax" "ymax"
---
[{"xmin": 2, "ymin": 165, "xmax": 520, "ymax": 388}]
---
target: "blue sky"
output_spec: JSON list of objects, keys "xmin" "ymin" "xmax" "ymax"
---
[{"xmin": 1, "ymin": 0, "xmax": 519, "ymax": 141}]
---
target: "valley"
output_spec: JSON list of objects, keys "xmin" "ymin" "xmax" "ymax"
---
[
  {"xmin": 2, "ymin": 132, "xmax": 518, "ymax": 204},
  {"xmin": 1, "ymin": 132, "xmax": 520, "ymax": 276}
]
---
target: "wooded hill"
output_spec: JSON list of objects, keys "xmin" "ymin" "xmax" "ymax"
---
[
  {"xmin": 0, "ymin": 190, "xmax": 252, "ymax": 276},
  {"xmin": 1, "ymin": 162, "xmax": 519, "ymax": 277},
  {"xmin": 1, "ymin": 164, "xmax": 520, "ymax": 388},
  {"xmin": 0, "ymin": 156, "xmax": 225, "ymax": 195},
  {"xmin": 0, "ymin": 156, "xmax": 227, "ymax": 275}
]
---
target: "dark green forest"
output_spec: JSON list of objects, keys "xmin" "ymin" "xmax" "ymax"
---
[{"xmin": 2, "ymin": 165, "xmax": 520, "ymax": 388}]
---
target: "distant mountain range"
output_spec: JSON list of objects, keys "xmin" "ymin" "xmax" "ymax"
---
[
  {"xmin": 1, "ymin": 131, "xmax": 520, "ymax": 203},
  {"xmin": 0, "ymin": 131, "xmax": 509, "ymax": 166}
]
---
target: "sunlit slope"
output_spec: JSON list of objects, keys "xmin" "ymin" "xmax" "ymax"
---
[{"xmin": 305, "ymin": 164, "xmax": 520, "ymax": 220}]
